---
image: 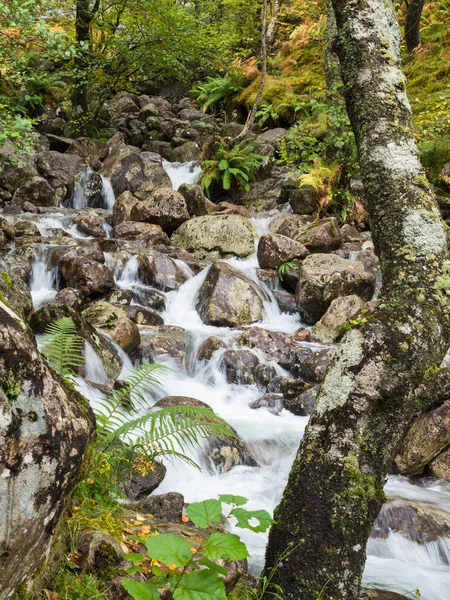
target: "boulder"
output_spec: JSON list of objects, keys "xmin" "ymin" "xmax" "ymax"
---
[
  {"xmin": 35, "ymin": 150, "xmax": 83, "ymax": 200},
  {"xmin": 66, "ymin": 137, "xmax": 105, "ymax": 169},
  {"xmin": 284, "ymin": 385, "xmax": 319, "ymax": 416},
  {"xmin": 197, "ymin": 336, "xmax": 227, "ymax": 361},
  {"xmin": 296, "ymin": 253, "xmax": 375, "ymax": 324},
  {"xmin": 134, "ymin": 327, "xmax": 186, "ymax": 362},
  {"xmin": 13, "ymin": 220, "xmax": 41, "ymax": 238},
  {"xmin": 0, "ymin": 146, "xmax": 38, "ymax": 194},
  {"xmin": 113, "ymin": 191, "xmax": 140, "ymax": 225},
  {"xmin": 269, "ymin": 213, "xmax": 310, "ymax": 240},
  {"xmin": 249, "ymin": 393, "xmax": 284, "ymax": 415},
  {"xmin": 257, "ymin": 233, "xmax": 308, "ymax": 269},
  {"xmin": 137, "ymin": 252, "xmax": 187, "ymax": 291},
  {"xmin": 239, "ymin": 327, "xmax": 302, "ymax": 371},
  {"xmin": 395, "ymin": 402, "xmax": 450, "ymax": 476},
  {"xmin": 138, "ymin": 492, "xmax": 185, "ymax": 522},
  {"xmin": 132, "ymin": 286, "xmax": 166, "ymax": 312},
  {"xmin": 99, "ymin": 93, "xmax": 140, "ymax": 124},
  {"xmin": 130, "ymin": 187, "xmax": 190, "ymax": 234},
  {"xmin": 77, "ymin": 531, "xmax": 124, "ymax": 574},
  {"xmin": 289, "ymin": 184, "xmax": 319, "ymax": 215},
  {"xmin": 441, "ymin": 160, "xmax": 450, "ymax": 190},
  {"xmin": 153, "ymin": 396, "xmax": 211, "ymax": 409},
  {"xmin": 220, "ymin": 349, "xmax": 260, "ymax": 384},
  {"xmin": 273, "ymin": 289, "xmax": 297, "ymax": 314},
  {"xmin": 296, "ymin": 217, "xmax": 342, "ymax": 253},
  {"xmin": 73, "ymin": 212, "xmax": 109, "ymax": 238},
  {"xmin": 204, "ymin": 429, "xmax": 258, "ymax": 473},
  {"xmin": 281, "ymin": 378, "xmax": 310, "ymax": 399},
  {"xmin": 312, "ymin": 295, "xmax": 366, "ymax": 342},
  {"xmin": 60, "ymin": 256, "xmax": 115, "ymax": 297},
  {"xmin": 123, "ymin": 304, "xmax": 164, "ymax": 326},
  {"xmin": 0, "ymin": 255, "xmax": 33, "ymax": 321},
  {"xmin": 82, "ymin": 301, "xmax": 140, "ymax": 354},
  {"xmin": 429, "ymin": 448, "xmax": 450, "ymax": 480},
  {"xmin": 292, "ymin": 348, "xmax": 334, "ymax": 384},
  {"xmin": 196, "ymin": 262, "xmax": 263, "ymax": 327},
  {"xmin": 178, "ymin": 183, "xmax": 215, "ymax": 217},
  {"xmin": 54, "ymin": 287, "xmax": 85, "ymax": 311},
  {"xmin": 123, "ymin": 460, "xmax": 166, "ymax": 500},
  {"xmin": 114, "ymin": 221, "xmax": 170, "ymax": 247},
  {"xmin": 12, "ymin": 176, "xmax": 60, "ymax": 207},
  {"xmin": 0, "ymin": 305, "xmax": 94, "ymax": 598},
  {"xmin": 171, "ymin": 141, "xmax": 201, "ymax": 162},
  {"xmin": 172, "ymin": 214, "xmax": 255, "ymax": 260}
]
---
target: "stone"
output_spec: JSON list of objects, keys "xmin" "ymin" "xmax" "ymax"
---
[
  {"xmin": 429, "ymin": 448, "xmax": 450, "ymax": 480},
  {"xmin": 204, "ymin": 429, "xmax": 258, "ymax": 473},
  {"xmin": 0, "ymin": 305, "xmax": 94, "ymax": 599},
  {"xmin": 239, "ymin": 327, "xmax": 302, "ymax": 371},
  {"xmin": 113, "ymin": 191, "xmax": 139, "ymax": 225},
  {"xmin": 220, "ymin": 349, "xmax": 260, "ymax": 384},
  {"xmin": 77, "ymin": 531, "xmax": 124, "ymax": 575},
  {"xmin": 99, "ymin": 93, "xmax": 140, "ymax": 124},
  {"xmin": 123, "ymin": 460, "xmax": 166, "ymax": 500},
  {"xmin": 178, "ymin": 183, "xmax": 215, "ymax": 217},
  {"xmin": 132, "ymin": 287, "xmax": 166, "ymax": 312},
  {"xmin": 105, "ymin": 289, "xmax": 133, "ymax": 306},
  {"xmin": 172, "ymin": 214, "xmax": 255, "ymax": 260},
  {"xmin": 153, "ymin": 396, "xmax": 211, "ymax": 409},
  {"xmin": 292, "ymin": 348, "xmax": 334, "ymax": 384},
  {"xmin": 296, "ymin": 217, "xmax": 342, "ymax": 253},
  {"xmin": 134, "ymin": 327, "xmax": 186, "ymax": 362},
  {"xmin": 273, "ymin": 289, "xmax": 297, "ymax": 314},
  {"xmin": 138, "ymin": 492, "xmax": 185, "ymax": 522},
  {"xmin": 114, "ymin": 221, "xmax": 170, "ymax": 248},
  {"xmin": 66, "ymin": 137, "xmax": 105, "ymax": 169},
  {"xmin": 54, "ymin": 287, "xmax": 85, "ymax": 311},
  {"xmin": 137, "ymin": 252, "xmax": 187, "ymax": 291},
  {"xmin": 196, "ymin": 262, "xmax": 263, "ymax": 327},
  {"xmin": 296, "ymin": 253, "xmax": 376, "ymax": 324},
  {"xmin": 130, "ymin": 187, "xmax": 190, "ymax": 234},
  {"xmin": 123, "ymin": 304, "xmax": 164, "ymax": 326},
  {"xmin": 12, "ymin": 176, "xmax": 60, "ymax": 208},
  {"xmin": 289, "ymin": 185, "xmax": 319, "ymax": 215},
  {"xmin": 35, "ymin": 150, "xmax": 83, "ymax": 199},
  {"xmin": 171, "ymin": 141, "xmax": 201, "ymax": 162},
  {"xmin": 269, "ymin": 213, "xmax": 311, "ymax": 240},
  {"xmin": 13, "ymin": 220, "xmax": 41, "ymax": 238},
  {"xmin": 0, "ymin": 147, "xmax": 38, "ymax": 194},
  {"xmin": 281, "ymin": 378, "xmax": 310, "ymax": 399},
  {"xmin": 249, "ymin": 393, "xmax": 284, "ymax": 415},
  {"xmin": 82, "ymin": 301, "xmax": 140, "ymax": 354},
  {"xmin": 212, "ymin": 201, "xmax": 252, "ymax": 218},
  {"xmin": 312, "ymin": 294, "xmax": 366, "ymax": 342},
  {"xmin": 197, "ymin": 336, "xmax": 227, "ymax": 361},
  {"xmin": 441, "ymin": 160, "xmax": 450, "ymax": 190},
  {"xmin": 395, "ymin": 402, "xmax": 450, "ymax": 476},
  {"xmin": 0, "ymin": 255, "xmax": 33, "ymax": 321},
  {"xmin": 257, "ymin": 233, "xmax": 309, "ymax": 269},
  {"xmin": 60, "ymin": 256, "xmax": 115, "ymax": 297},
  {"xmin": 73, "ymin": 212, "xmax": 109, "ymax": 238},
  {"xmin": 284, "ymin": 385, "xmax": 319, "ymax": 416}
]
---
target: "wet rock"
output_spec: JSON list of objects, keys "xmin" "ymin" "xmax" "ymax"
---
[
  {"xmin": 283, "ymin": 385, "xmax": 319, "ymax": 416},
  {"xmin": 281, "ymin": 378, "xmax": 309, "ymax": 399},
  {"xmin": 153, "ymin": 396, "xmax": 211, "ymax": 409},
  {"xmin": 372, "ymin": 499, "xmax": 450, "ymax": 543},
  {"xmin": 257, "ymin": 233, "xmax": 308, "ymax": 269},
  {"xmin": 280, "ymin": 264, "xmax": 299, "ymax": 293},
  {"xmin": 123, "ymin": 460, "xmax": 166, "ymax": 500},
  {"xmin": 77, "ymin": 531, "xmax": 124, "ymax": 574},
  {"xmin": 292, "ymin": 348, "xmax": 334, "ymax": 384},
  {"xmin": 82, "ymin": 301, "xmax": 140, "ymax": 354},
  {"xmin": 395, "ymin": 401, "xmax": 450, "ymax": 476},
  {"xmin": 131, "ymin": 187, "xmax": 190, "ymax": 234},
  {"xmin": 35, "ymin": 150, "xmax": 82, "ymax": 201},
  {"xmin": 292, "ymin": 328, "xmax": 311, "ymax": 342},
  {"xmin": 138, "ymin": 492, "xmax": 185, "ymax": 522},
  {"xmin": 50, "ymin": 242, "xmax": 105, "ymax": 268},
  {"xmin": 296, "ymin": 217, "xmax": 342, "ymax": 253},
  {"xmin": 361, "ymin": 590, "xmax": 411, "ymax": 600},
  {"xmin": 269, "ymin": 213, "xmax": 310, "ymax": 239},
  {"xmin": 66, "ymin": 137, "xmax": 105, "ymax": 169},
  {"xmin": 178, "ymin": 183, "xmax": 214, "ymax": 217},
  {"xmin": 172, "ymin": 141, "xmax": 201, "ymax": 162},
  {"xmin": 13, "ymin": 220, "xmax": 41, "ymax": 238},
  {"xmin": 312, "ymin": 294, "xmax": 366, "ymax": 343},
  {"xmin": 273, "ymin": 290, "xmax": 297, "ymax": 314},
  {"xmin": 0, "ymin": 304, "xmax": 94, "ymax": 598},
  {"xmin": 249, "ymin": 393, "xmax": 284, "ymax": 415},
  {"xmin": 114, "ymin": 221, "xmax": 170, "ymax": 247},
  {"xmin": 197, "ymin": 336, "xmax": 227, "ymax": 361},
  {"xmin": 60, "ymin": 256, "xmax": 115, "ymax": 297},
  {"xmin": 205, "ymin": 429, "xmax": 258, "ymax": 473},
  {"xmin": 256, "ymin": 268, "xmax": 279, "ymax": 289},
  {"xmin": 113, "ymin": 191, "xmax": 140, "ymax": 225},
  {"xmin": 254, "ymin": 363, "xmax": 278, "ymax": 388},
  {"xmin": 196, "ymin": 262, "xmax": 263, "ymax": 327},
  {"xmin": 220, "ymin": 349, "xmax": 260, "ymax": 384},
  {"xmin": 123, "ymin": 304, "xmax": 164, "ymax": 326},
  {"xmin": 0, "ymin": 255, "xmax": 33, "ymax": 320},
  {"xmin": 296, "ymin": 253, "xmax": 375, "ymax": 324},
  {"xmin": 12, "ymin": 176, "xmax": 60, "ymax": 207},
  {"xmin": 172, "ymin": 214, "xmax": 255, "ymax": 260},
  {"xmin": 73, "ymin": 212, "xmax": 109, "ymax": 238},
  {"xmin": 429, "ymin": 448, "xmax": 450, "ymax": 480},
  {"xmin": 239, "ymin": 327, "xmax": 301, "ymax": 371},
  {"xmin": 289, "ymin": 185, "xmax": 319, "ymax": 215},
  {"xmin": 137, "ymin": 251, "xmax": 187, "ymax": 291},
  {"xmin": 54, "ymin": 287, "xmax": 85, "ymax": 310},
  {"xmin": 132, "ymin": 287, "xmax": 166, "ymax": 312},
  {"xmin": 135, "ymin": 327, "xmax": 186, "ymax": 362},
  {"xmin": 104, "ymin": 289, "xmax": 133, "ymax": 306}
]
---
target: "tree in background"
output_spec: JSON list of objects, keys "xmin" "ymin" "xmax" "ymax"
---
[
  {"xmin": 264, "ymin": 0, "xmax": 450, "ymax": 598},
  {"xmin": 405, "ymin": 0, "xmax": 425, "ymax": 52}
]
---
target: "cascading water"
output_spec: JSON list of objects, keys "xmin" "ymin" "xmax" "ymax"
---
[
  {"xmin": 30, "ymin": 245, "xmax": 58, "ymax": 308},
  {"xmin": 162, "ymin": 160, "xmax": 202, "ymax": 190},
  {"xmin": 70, "ymin": 168, "xmax": 115, "ymax": 210}
]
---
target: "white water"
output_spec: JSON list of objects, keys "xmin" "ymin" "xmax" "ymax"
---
[
  {"xmin": 71, "ymin": 168, "xmax": 115, "ymax": 210},
  {"xmin": 162, "ymin": 160, "xmax": 202, "ymax": 190},
  {"xmin": 22, "ymin": 162, "xmax": 450, "ymax": 599},
  {"xmin": 30, "ymin": 245, "xmax": 58, "ymax": 308}
]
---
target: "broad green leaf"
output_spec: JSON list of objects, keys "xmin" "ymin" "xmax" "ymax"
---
[
  {"xmin": 203, "ymin": 532, "xmax": 249, "ymax": 560},
  {"xmin": 196, "ymin": 558, "xmax": 228, "ymax": 576},
  {"xmin": 186, "ymin": 499, "xmax": 222, "ymax": 528},
  {"xmin": 125, "ymin": 565, "xmax": 145, "ymax": 575},
  {"xmin": 124, "ymin": 552, "xmax": 146, "ymax": 563},
  {"xmin": 218, "ymin": 494, "xmax": 248, "ymax": 506},
  {"xmin": 121, "ymin": 579, "xmax": 160, "ymax": 600},
  {"xmin": 144, "ymin": 533, "xmax": 193, "ymax": 567},
  {"xmin": 231, "ymin": 508, "xmax": 274, "ymax": 533},
  {"xmin": 173, "ymin": 569, "xmax": 227, "ymax": 600}
]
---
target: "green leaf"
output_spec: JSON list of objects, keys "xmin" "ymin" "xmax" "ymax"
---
[
  {"xmin": 186, "ymin": 499, "xmax": 222, "ymax": 529},
  {"xmin": 231, "ymin": 508, "xmax": 274, "ymax": 533},
  {"xmin": 122, "ymin": 579, "xmax": 160, "ymax": 600},
  {"xmin": 125, "ymin": 566, "xmax": 145, "ymax": 575},
  {"xmin": 173, "ymin": 569, "xmax": 227, "ymax": 600},
  {"xmin": 196, "ymin": 558, "xmax": 228, "ymax": 576},
  {"xmin": 218, "ymin": 494, "xmax": 248, "ymax": 506},
  {"xmin": 203, "ymin": 532, "xmax": 249, "ymax": 560},
  {"xmin": 124, "ymin": 553, "xmax": 146, "ymax": 563},
  {"xmin": 218, "ymin": 159, "xmax": 229, "ymax": 170},
  {"xmin": 144, "ymin": 533, "xmax": 193, "ymax": 567}
]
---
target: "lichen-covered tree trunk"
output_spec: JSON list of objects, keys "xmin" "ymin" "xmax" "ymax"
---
[
  {"xmin": 405, "ymin": 0, "xmax": 425, "ymax": 53},
  {"xmin": 264, "ymin": 1, "xmax": 450, "ymax": 599},
  {"xmin": 0, "ymin": 303, "xmax": 95, "ymax": 598},
  {"xmin": 73, "ymin": 0, "xmax": 100, "ymax": 113}
]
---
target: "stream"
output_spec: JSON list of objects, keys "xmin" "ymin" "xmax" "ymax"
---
[{"xmin": 21, "ymin": 161, "xmax": 450, "ymax": 600}]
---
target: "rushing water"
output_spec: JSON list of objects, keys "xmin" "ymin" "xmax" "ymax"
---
[
  {"xmin": 163, "ymin": 160, "xmax": 202, "ymax": 190},
  {"xmin": 24, "ymin": 163, "xmax": 450, "ymax": 599}
]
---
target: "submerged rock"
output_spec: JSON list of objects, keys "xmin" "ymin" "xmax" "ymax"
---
[
  {"xmin": 220, "ymin": 349, "xmax": 260, "ymax": 385},
  {"xmin": 196, "ymin": 262, "xmax": 263, "ymax": 327},
  {"xmin": 172, "ymin": 214, "xmax": 255, "ymax": 260}
]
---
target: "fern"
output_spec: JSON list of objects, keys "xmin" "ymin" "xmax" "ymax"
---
[
  {"xmin": 41, "ymin": 317, "xmax": 84, "ymax": 377},
  {"xmin": 191, "ymin": 76, "xmax": 242, "ymax": 113}
]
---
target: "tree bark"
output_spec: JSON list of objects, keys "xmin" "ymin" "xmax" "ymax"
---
[
  {"xmin": 73, "ymin": 0, "xmax": 100, "ymax": 113},
  {"xmin": 324, "ymin": 0, "xmax": 340, "ymax": 93},
  {"xmin": 266, "ymin": 0, "xmax": 281, "ymax": 46},
  {"xmin": 263, "ymin": 1, "xmax": 450, "ymax": 599},
  {"xmin": 405, "ymin": 0, "xmax": 425, "ymax": 53}
]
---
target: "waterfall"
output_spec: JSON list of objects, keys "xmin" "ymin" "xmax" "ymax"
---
[
  {"xmin": 162, "ymin": 160, "xmax": 202, "ymax": 190},
  {"xmin": 70, "ymin": 168, "xmax": 116, "ymax": 210},
  {"xmin": 30, "ymin": 245, "xmax": 58, "ymax": 308}
]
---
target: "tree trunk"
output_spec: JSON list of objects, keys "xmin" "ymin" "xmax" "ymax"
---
[
  {"xmin": 266, "ymin": 0, "xmax": 281, "ymax": 46},
  {"xmin": 263, "ymin": 1, "xmax": 450, "ymax": 599},
  {"xmin": 405, "ymin": 0, "xmax": 425, "ymax": 53},
  {"xmin": 324, "ymin": 0, "xmax": 340, "ymax": 93},
  {"xmin": 73, "ymin": 0, "xmax": 99, "ymax": 113},
  {"xmin": 239, "ymin": 0, "xmax": 268, "ymax": 135}
]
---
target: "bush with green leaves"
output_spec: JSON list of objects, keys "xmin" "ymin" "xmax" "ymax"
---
[
  {"xmin": 201, "ymin": 138, "xmax": 264, "ymax": 194},
  {"xmin": 122, "ymin": 495, "xmax": 274, "ymax": 600},
  {"xmin": 0, "ymin": 104, "xmax": 36, "ymax": 151},
  {"xmin": 191, "ymin": 75, "xmax": 243, "ymax": 114}
]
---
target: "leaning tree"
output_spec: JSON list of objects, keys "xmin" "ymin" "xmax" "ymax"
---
[{"xmin": 264, "ymin": 0, "xmax": 450, "ymax": 598}]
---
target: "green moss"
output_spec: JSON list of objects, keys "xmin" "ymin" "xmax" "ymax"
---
[
  {"xmin": 0, "ymin": 290, "xmax": 11, "ymax": 307},
  {"xmin": 1, "ymin": 270, "xmax": 14, "ymax": 289}
]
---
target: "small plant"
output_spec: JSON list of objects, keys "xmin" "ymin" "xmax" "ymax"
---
[
  {"xmin": 298, "ymin": 158, "xmax": 342, "ymax": 214},
  {"xmin": 278, "ymin": 260, "xmax": 298, "ymax": 281},
  {"xmin": 201, "ymin": 137, "xmax": 264, "ymax": 193},
  {"xmin": 256, "ymin": 102, "xmax": 280, "ymax": 127},
  {"xmin": 40, "ymin": 317, "xmax": 85, "ymax": 377},
  {"xmin": 191, "ymin": 76, "xmax": 242, "ymax": 114},
  {"xmin": 0, "ymin": 103, "xmax": 37, "ymax": 151},
  {"xmin": 342, "ymin": 309, "xmax": 370, "ymax": 332},
  {"xmin": 122, "ymin": 495, "xmax": 274, "ymax": 600}
]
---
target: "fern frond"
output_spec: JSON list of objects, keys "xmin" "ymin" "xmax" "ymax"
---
[{"xmin": 41, "ymin": 317, "xmax": 84, "ymax": 377}]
